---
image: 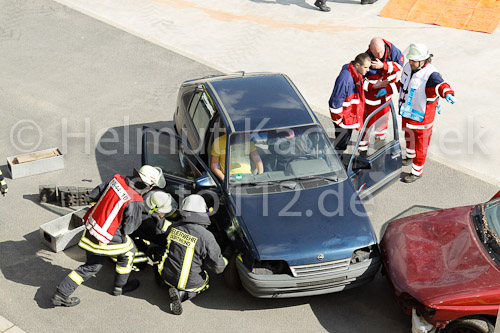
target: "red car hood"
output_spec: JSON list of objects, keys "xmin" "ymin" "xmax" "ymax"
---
[{"xmin": 381, "ymin": 206, "xmax": 500, "ymax": 306}]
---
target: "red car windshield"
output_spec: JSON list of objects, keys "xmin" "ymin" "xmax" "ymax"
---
[{"xmin": 484, "ymin": 197, "xmax": 500, "ymax": 239}]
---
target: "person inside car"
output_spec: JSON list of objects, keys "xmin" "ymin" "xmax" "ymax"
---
[{"xmin": 210, "ymin": 123, "xmax": 263, "ymax": 182}]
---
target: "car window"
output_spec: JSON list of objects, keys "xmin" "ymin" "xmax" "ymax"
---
[
  {"xmin": 192, "ymin": 92, "xmax": 216, "ymax": 142},
  {"xmin": 143, "ymin": 130, "xmax": 202, "ymax": 181},
  {"xmin": 188, "ymin": 92, "xmax": 202, "ymax": 117},
  {"xmin": 182, "ymin": 90, "xmax": 195, "ymax": 111},
  {"xmin": 355, "ymin": 107, "xmax": 396, "ymax": 158}
]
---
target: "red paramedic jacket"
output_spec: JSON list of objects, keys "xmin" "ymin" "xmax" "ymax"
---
[
  {"xmin": 84, "ymin": 174, "xmax": 144, "ymax": 244},
  {"xmin": 329, "ymin": 62, "xmax": 365, "ymax": 130}
]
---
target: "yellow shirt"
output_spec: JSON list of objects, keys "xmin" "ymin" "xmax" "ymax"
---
[{"xmin": 211, "ymin": 134, "xmax": 256, "ymax": 175}]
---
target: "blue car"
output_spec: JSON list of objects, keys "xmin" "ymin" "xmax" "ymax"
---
[{"xmin": 142, "ymin": 72, "xmax": 402, "ymax": 298}]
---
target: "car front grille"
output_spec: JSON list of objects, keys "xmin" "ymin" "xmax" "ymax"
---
[{"xmin": 289, "ymin": 258, "xmax": 351, "ymax": 278}]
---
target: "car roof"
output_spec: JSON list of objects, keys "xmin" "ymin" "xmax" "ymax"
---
[{"xmin": 203, "ymin": 73, "xmax": 318, "ymax": 133}]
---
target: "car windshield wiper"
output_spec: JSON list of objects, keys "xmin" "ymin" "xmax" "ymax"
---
[
  {"xmin": 243, "ymin": 179, "xmax": 298, "ymax": 189},
  {"xmin": 296, "ymin": 175, "xmax": 338, "ymax": 182},
  {"xmin": 472, "ymin": 205, "xmax": 487, "ymax": 242}
]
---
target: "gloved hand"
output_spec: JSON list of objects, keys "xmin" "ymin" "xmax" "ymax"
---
[
  {"xmin": 445, "ymin": 94, "xmax": 456, "ymax": 104},
  {"xmin": 376, "ymin": 88, "xmax": 387, "ymax": 98},
  {"xmin": 0, "ymin": 181, "xmax": 7, "ymax": 196}
]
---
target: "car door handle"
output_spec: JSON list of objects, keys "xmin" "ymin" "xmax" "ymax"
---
[{"xmin": 391, "ymin": 151, "xmax": 401, "ymax": 159}]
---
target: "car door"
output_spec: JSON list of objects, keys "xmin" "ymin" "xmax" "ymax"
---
[
  {"xmin": 183, "ymin": 87, "xmax": 217, "ymax": 156},
  {"xmin": 347, "ymin": 100, "xmax": 402, "ymax": 199},
  {"xmin": 141, "ymin": 127, "xmax": 218, "ymax": 202}
]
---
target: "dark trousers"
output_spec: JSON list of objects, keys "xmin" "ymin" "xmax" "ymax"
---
[
  {"xmin": 153, "ymin": 266, "xmax": 198, "ymax": 302},
  {"xmin": 57, "ymin": 248, "xmax": 136, "ymax": 297},
  {"xmin": 333, "ymin": 123, "xmax": 353, "ymax": 153}
]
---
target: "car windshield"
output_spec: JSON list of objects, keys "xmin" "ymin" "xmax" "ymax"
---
[
  {"xmin": 483, "ymin": 197, "xmax": 500, "ymax": 241},
  {"xmin": 225, "ymin": 124, "xmax": 347, "ymax": 185}
]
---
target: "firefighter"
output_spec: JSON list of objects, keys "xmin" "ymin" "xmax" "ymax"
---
[
  {"xmin": 51, "ymin": 165, "xmax": 166, "ymax": 307},
  {"xmin": 0, "ymin": 170, "xmax": 7, "ymax": 196},
  {"xmin": 329, "ymin": 53, "xmax": 388, "ymax": 154},
  {"xmin": 399, "ymin": 43, "xmax": 456, "ymax": 183},
  {"xmin": 155, "ymin": 194, "xmax": 227, "ymax": 315},
  {"xmin": 359, "ymin": 37, "xmax": 404, "ymax": 151},
  {"xmin": 124, "ymin": 190, "xmax": 178, "ymax": 271}
]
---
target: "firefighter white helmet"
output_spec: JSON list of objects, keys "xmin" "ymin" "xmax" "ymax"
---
[
  {"xmin": 146, "ymin": 191, "xmax": 177, "ymax": 214},
  {"xmin": 406, "ymin": 43, "xmax": 431, "ymax": 61},
  {"xmin": 136, "ymin": 165, "xmax": 166, "ymax": 188},
  {"xmin": 181, "ymin": 194, "xmax": 207, "ymax": 213}
]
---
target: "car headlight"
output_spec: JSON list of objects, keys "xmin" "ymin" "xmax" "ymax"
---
[
  {"xmin": 350, "ymin": 245, "xmax": 379, "ymax": 264},
  {"xmin": 251, "ymin": 260, "xmax": 291, "ymax": 275}
]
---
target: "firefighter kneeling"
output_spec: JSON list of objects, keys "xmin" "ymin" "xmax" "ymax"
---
[
  {"xmin": 154, "ymin": 194, "xmax": 228, "ymax": 315},
  {"xmin": 51, "ymin": 165, "xmax": 166, "ymax": 307}
]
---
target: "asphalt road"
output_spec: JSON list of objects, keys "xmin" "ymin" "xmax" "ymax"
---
[{"xmin": 0, "ymin": 1, "xmax": 497, "ymax": 332}]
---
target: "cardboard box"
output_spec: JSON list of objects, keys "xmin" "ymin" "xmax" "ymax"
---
[
  {"xmin": 39, "ymin": 207, "xmax": 89, "ymax": 252},
  {"xmin": 7, "ymin": 148, "xmax": 64, "ymax": 179}
]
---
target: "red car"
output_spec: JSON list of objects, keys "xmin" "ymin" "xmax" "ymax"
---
[{"xmin": 380, "ymin": 191, "xmax": 500, "ymax": 333}]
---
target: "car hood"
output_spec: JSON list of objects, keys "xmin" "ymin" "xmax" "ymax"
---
[
  {"xmin": 381, "ymin": 206, "xmax": 500, "ymax": 305},
  {"xmin": 231, "ymin": 181, "xmax": 378, "ymax": 266}
]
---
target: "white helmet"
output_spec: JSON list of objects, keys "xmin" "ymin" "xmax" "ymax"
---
[
  {"xmin": 136, "ymin": 165, "xmax": 166, "ymax": 188},
  {"xmin": 146, "ymin": 191, "xmax": 177, "ymax": 214},
  {"xmin": 181, "ymin": 194, "xmax": 207, "ymax": 213},
  {"xmin": 406, "ymin": 43, "xmax": 431, "ymax": 61}
]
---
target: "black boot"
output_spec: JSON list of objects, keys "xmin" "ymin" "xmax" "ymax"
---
[
  {"xmin": 113, "ymin": 279, "xmax": 140, "ymax": 296},
  {"xmin": 52, "ymin": 290, "xmax": 80, "ymax": 307},
  {"xmin": 361, "ymin": 0, "xmax": 378, "ymax": 4},
  {"xmin": 314, "ymin": 0, "xmax": 331, "ymax": 11},
  {"xmin": 402, "ymin": 158, "xmax": 413, "ymax": 166},
  {"xmin": 403, "ymin": 174, "xmax": 421, "ymax": 183},
  {"xmin": 169, "ymin": 287, "xmax": 183, "ymax": 315}
]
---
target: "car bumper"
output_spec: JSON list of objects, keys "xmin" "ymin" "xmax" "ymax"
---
[{"xmin": 236, "ymin": 257, "xmax": 381, "ymax": 298}]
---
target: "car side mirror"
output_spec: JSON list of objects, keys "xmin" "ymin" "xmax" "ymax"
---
[
  {"xmin": 352, "ymin": 157, "xmax": 372, "ymax": 171},
  {"xmin": 195, "ymin": 173, "xmax": 217, "ymax": 188}
]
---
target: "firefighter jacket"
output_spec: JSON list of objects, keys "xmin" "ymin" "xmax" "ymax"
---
[
  {"xmin": 364, "ymin": 40, "xmax": 404, "ymax": 110},
  {"xmin": 158, "ymin": 211, "xmax": 226, "ymax": 292},
  {"xmin": 0, "ymin": 170, "xmax": 7, "ymax": 196},
  {"xmin": 399, "ymin": 62, "xmax": 455, "ymax": 130},
  {"xmin": 329, "ymin": 62, "xmax": 365, "ymax": 130},
  {"xmin": 78, "ymin": 175, "xmax": 145, "ymax": 256}
]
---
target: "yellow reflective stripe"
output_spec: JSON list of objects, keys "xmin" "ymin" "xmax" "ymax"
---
[
  {"xmin": 68, "ymin": 271, "xmax": 84, "ymax": 285},
  {"xmin": 158, "ymin": 236, "xmax": 171, "ymax": 272},
  {"xmin": 166, "ymin": 228, "xmax": 198, "ymax": 290},
  {"xmin": 161, "ymin": 220, "xmax": 172, "ymax": 232},
  {"xmin": 78, "ymin": 230, "xmax": 133, "ymax": 256},
  {"xmin": 163, "ymin": 272, "xmax": 210, "ymax": 292},
  {"xmin": 133, "ymin": 256, "xmax": 148, "ymax": 263},
  {"xmin": 116, "ymin": 251, "xmax": 134, "ymax": 274},
  {"xmin": 0, "ymin": 180, "xmax": 6, "ymax": 185},
  {"xmin": 178, "ymin": 246, "xmax": 194, "ymax": 290},
  {"xmin": 133, "ymin": 251, "xmax": 148, "ymax": 263}
]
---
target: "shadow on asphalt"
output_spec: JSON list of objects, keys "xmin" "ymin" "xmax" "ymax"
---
[{"xmin": 94, "ymin": 121, "xmax": 173, "ymax": 181}]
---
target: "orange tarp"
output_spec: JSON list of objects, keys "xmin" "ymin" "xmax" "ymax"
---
[{"xmin": 379, "ymin": 0, "xmax": 500, "ymax": 34}]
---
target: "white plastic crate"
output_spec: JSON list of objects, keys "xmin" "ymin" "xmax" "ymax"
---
[{"xmin": 39, "ymin": 207, "xmax": 89, "ymax": 252}]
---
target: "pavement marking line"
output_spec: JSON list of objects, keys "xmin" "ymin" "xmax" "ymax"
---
[
  {"xmin": 153, "ymin": 0, "xmax": 362, "ymax": 33},
  {"xmin": 0, "ymin": 316, "xmax": 14, "ymax": 332}
]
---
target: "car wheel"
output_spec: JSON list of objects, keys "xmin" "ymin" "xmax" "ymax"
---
[
  {"xmin": 223, "ymin": 254, "xmax": 242, "ymax": 290},
  {"xmin": 442, "ymin": 318, "xmax": 494, "ymax": 333}
]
